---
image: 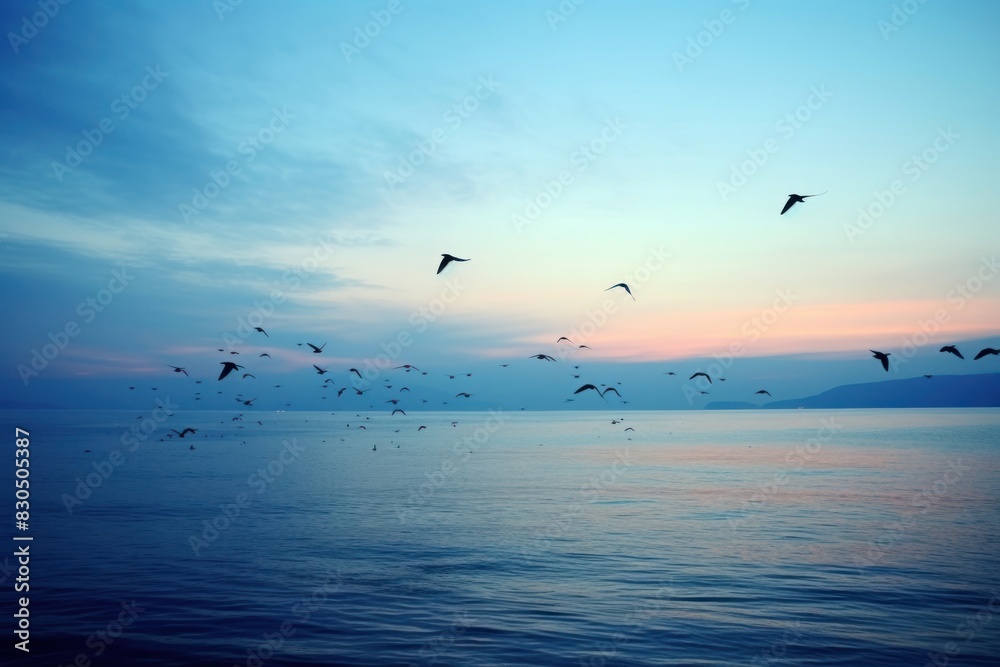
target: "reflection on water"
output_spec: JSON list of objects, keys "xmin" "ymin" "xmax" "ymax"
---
[{"xmin": 9, "ymin": 408, "xmax": 1000, "ymax": 666}]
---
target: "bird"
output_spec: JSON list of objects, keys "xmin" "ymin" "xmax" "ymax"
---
[
  {"xmin": 169, "ymin": 428, "xmax": 198, "ymax": 438},
  {"xmin": 243, "ymin": 373, "xmax": 256, "ymax": 379},
  {"xmin": 167, "ymin": 365, "xmax": 189, "ymax": 376},
  {"xmin": 349, "ymin": 368, "xmax": 362, "ymax": 378},
  {"xmin": 923, "ymin": 375, "xmax": 934, "ymax": 379},
  {"xmin": 394, "ymin": 364, "xmax": 420, "ymax": 372},
  {"xmin": 530, "ymin": 354, "xmax": 556, "ymax": 362},
  {"xmin": 254, "ymin": 327, "xmax": 269, "ymax": 337},
  {"xmin": 218, "ymin": 362, "xmax": 244, "ymax": 380},
  {"xmin": 259, "ymin": 353, "xmax": 271, "ymax": 358},
  {"xmin": 939, "ymin": 345, "xmax": 964, "ymax": 360},
  {"xmin": 755, "ymin": 390, "xmax": 771, "ymax": 397},
  {"xmin": 455, "ymin": 392, "xmax": 472, "ymax": 398},
  {"xmin": 870, "ymin": 350, "xmax": 891, "ymax": 372},
  {"xmin": 337, "ymin": 388, "xmax": 347, "ymax": 397},
  {"xmin": 605, "ymin": 283, "xmax": 635, "ymax": 300},
  {"xmin": 392, "ymin": 409, "xmax": 407, "ymax": 416},
  {"xmin": 974, "ymin": 347, "xmax": 999, "ymax": 360},
  {"xmin": 437, "ymin": 253, "xmax": 470, "ymax": 274},
  {"xmin": 417, "ymin": 425, "xmax": 427, "ymax": 431},
  {"xmin": 578, "ymin": 345, "xmax": 592, "ymax": 350},
  {"xmin": 314, "ymin": 365, "xmax": 329, "ymax": 375},
  {"xmin": 601, "ymin": 387, "xmax": 621, "ymax": 397},
  {"xmin": 689, "ymin": 372, "xmax": 712, "ymax": 384},
  {"xmin": 780, "ymin": 191, "xmax": 826, "ymax": 215},
  {"xmin": 307, "ymin": 342, "xmax": 326, "ymax": 354},
  {"xmin": 557, "ymin": 337, "xmax": 573, "ymax": 344},
  {"xmin": 663, "ymin": 372, "xmax": 675, "ymax": 376}
]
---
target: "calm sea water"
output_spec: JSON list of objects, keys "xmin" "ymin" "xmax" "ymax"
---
[{"xmin": 3, "ymin": 408, "xmax": 999, "ymax": 666}]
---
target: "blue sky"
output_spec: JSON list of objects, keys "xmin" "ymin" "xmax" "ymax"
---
[{"xmin": 1, "ymin": 0, "xmax": 998, "ymax": 410}]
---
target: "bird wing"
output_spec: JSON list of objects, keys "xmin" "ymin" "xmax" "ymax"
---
[
  {"xmin": 574, "ymin": 384, "xmax": 597, "ymax": 394},
  {"xmin": 780, "ymin": 196, "xmax": 796, "ymax": 215},
  {"xmin": 218, "ymin": 364, "xmax": 234, "ymax": 380},
  {"xmin": 436, "ymin": 255, "xmax": 452, "ymax": 274},
  {"xmin": 973, "ymin": 348, "xmax": 995, "ymax": 360},
  {"xmin": 880, "ymin": 356, "xmax": 889, "ymax": 371}
]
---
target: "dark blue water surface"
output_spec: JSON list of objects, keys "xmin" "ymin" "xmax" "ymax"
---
[{"xmin": 3, "ymin": 408, "xmax": 999, "ymax": 666}]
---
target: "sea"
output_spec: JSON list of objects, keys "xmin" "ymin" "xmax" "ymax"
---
[{"xmin": 3, "ymin": 408, "xmax": 999, "ymax": 666}]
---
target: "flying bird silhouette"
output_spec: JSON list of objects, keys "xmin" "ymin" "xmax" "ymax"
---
[
  {"xmin": 939, "ymin": 345, "xmax": 964, "ymax": 359},
  {"xmin": 755, "ymin": 390, "xmax": 771, "ymax": 397},
  {"xmin": 218, "ymin": 362, "xmax": 244, "ymax": 380},
  {"xmin": 557, "ymin": 337, "xmax": 573, "ymax": 344},
  {"xmin": 780, "ymin": 191, "xmax": 826, "ymax": 215},
  {"xmin": 437, "ymin": 253, "xmax": 470, "ymax": 274},
  {"xmin": 974, "ymin": 347, "xmax": 999, "ymax": 360},
  {"xmin": 313, "ymin": 365, "xmax": 328, "ymax": 375},
  {"xmin": 605, "ymin": 283, "xmax": 635, "ymax": 300},
  {"xmin": 870, "ymin": 350, "xmax": 891, "ymax": 372},
  {"xmin": 392, "ymin": 409, "xmax": 406, "ymax": 416},
  {"xmin": 530, "ymin": 354, "xmax": 556, "ymax": 361},
  {"xmin": 259, "ymin": 353, "xmax": 271, "ymax": 358},
  {"xmin": 455, "ymin": 392, "xmax": 472, "ymax": 398},
  {"xmin": 167, "ymin": 365, "xmax": 189, "ymax": 376},
  {"xmin": 254, "ymin": 327, "xmax": 269, "ymax": 337},
  {"xmin": 243, "ymin": 373, "xmax": 256, "ymax": 379},
  {"xmin": 307, "ymin": 342, "xmax": 326, "ymax": 354},
  {"xmin": 349, "ymin": 368, "xmax": 362, "ymax": 378},
  {"xmin": 170, "ymin": 428, "xmax": 197, "ymax": 438},
  {"xmin": 689, "ymin": 372, "xmax": 712, "ymax": 384}
]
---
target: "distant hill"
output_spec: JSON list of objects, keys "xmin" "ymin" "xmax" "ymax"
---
[{"xmin": 740, "ymin": 373, "xmax": 1000, "ymax": 409}]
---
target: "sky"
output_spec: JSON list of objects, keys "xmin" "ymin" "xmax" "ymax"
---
[{"xmin": 1, "ymin": 0, "xmax": 998, "ymax": 411}]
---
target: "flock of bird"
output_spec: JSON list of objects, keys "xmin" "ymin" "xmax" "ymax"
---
[
  {"xmin": 123, "ymin": 193, "xmax": 995, "ymax": 448},
  {"xmin": 869, "ymin": 345, "xmax": 998, "ymax": 372}
]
